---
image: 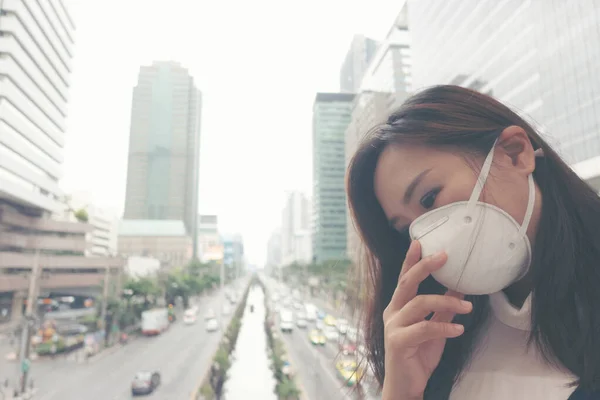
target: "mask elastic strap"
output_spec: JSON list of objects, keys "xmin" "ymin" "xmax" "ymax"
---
[
  {"xmin": 466, "ymin": 139, "xmax": 498, "ymax": 213},
  {"xmin": 518, "ymin": 174, "xmax": 535, "ymax": 236}
]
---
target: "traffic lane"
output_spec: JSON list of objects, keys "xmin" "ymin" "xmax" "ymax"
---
[
  {"xmin": 33, "ymin": 291, "xmax": 233, "ymax": 400},
  {"xmin": 280, "ymin": 326, "xmax": 352, "ymax": 400},
  {"xmin": 159, "ymin": 307, "xmax": 237, "ymax": 399}
]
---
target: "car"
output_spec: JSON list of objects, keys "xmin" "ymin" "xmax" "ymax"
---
[
  {"xmin": 324, "ymin": 315, "xmax": 337, "ymax": 326},
  {"xmin": 309, "ymin": 329, "xmax": 326, "ymax": 346},
  {"xmin": 131, "ymin": 371, "xmax": 161, "ymax": 395},
  {"xmin": 339, "ymin": 341, "xmax": 357, "ymax": 356},
  {"xmin": 183, "ymin": 309, "xmax": 197, "ymax": 325},
  {"xmin": 335, "ymin": 359, "xmax": 364, "ymax": 387},
  {"xmin": 324, "ymin": 325, "xmax": 339, "ymax": 342},
  {"xmin": 296, "ymin": 318, "xmax": 307, "ymax": 329},
  {"xmin": 337, "ymin": 319, "xmax": 349, "ymax": 335},
  {"xmin": 206, "ymin": 318, "xmax": 219, "ymax": 332},
  {"xmin": 222, "ymin": 305, "xmax": 231, "ymax": 316}
]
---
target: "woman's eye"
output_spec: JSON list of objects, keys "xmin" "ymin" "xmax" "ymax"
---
[{"xmin": 420, "ymin": 188, "xmax": 440, "ymax": 209}]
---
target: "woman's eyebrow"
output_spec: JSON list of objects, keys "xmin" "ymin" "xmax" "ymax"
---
[{"xmin": 403, "ymin": 168, "xmax": 432, "ymax": 204}]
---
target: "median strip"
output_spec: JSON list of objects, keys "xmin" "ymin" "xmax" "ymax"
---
[
  {"xmin": 257, "ymin": 278, "xmax": 304, "ymax": 400},
  {"xmin": 193, "ymin": 280, "xmax": 251, "ymax": 400}
]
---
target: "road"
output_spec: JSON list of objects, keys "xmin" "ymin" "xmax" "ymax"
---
[
  {"xmin": 279, "ymin": 324, "xmax": 358, "ymax": 400},
  {"xmin": 261, "ymin": 276, "xmax": 381, "ymax": 400},
  {"xmin": 261, "ymin": 277, "xmax": 355, "ymax": 400},
  {"xmin": 2, "ymin": 287, "xmax": 241, "ymax": 400}
]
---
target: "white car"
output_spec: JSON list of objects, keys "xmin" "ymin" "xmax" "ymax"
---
[
  {"xmin": 280, "ymin": 310, "xmax": 294, "ymax": 333},
  {"xmin": 296, "ymin": 318, "xmax": 307, "ymax": 329},
  {"xmin": 324, "ymin": 326, "xmax": 339, "ymax": 342},
  {"xmin": 337, "ymin": 319, "xmax": 349, "ymax": 335},
  {"xmin": 183, "ymin": 310, "xmax": 197, "ymax": 325},
  {"xmin": 206, "ymin": 318, "xmax": 219, "ymax": 332},
  {"xmin": 222, "ymin": 305, "xmax": 231, "ymax": 316}
]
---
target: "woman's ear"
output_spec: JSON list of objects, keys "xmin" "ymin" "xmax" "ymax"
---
[{"xmin": 497, "ymin": 126, "xmax": 535, "ymax": 174}]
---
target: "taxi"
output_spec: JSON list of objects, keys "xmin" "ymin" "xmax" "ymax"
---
[
  {"xmin": 335, "ymin": 359, "xmax": 364, "ymax": 387},
  {"xmin": 308, "ymin": 329, "xmax": 326, "ymax": 346}
]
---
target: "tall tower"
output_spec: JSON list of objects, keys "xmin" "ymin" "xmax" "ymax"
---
[{"xmin": 124, "ymin": 61, "xmax": 202, "ymax": 257}]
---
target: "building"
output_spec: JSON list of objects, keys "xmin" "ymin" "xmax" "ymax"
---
[
  {"xmin": 0, "ymin": 0, "xmax": 75, "ymax": 213},
  {"xmin": 281, "ymin": 191, "xmax": 312, "ymax": 265},
  {"xmin": 123, "ymin": 61, "xmax": 202, "ymax": 257},
  {"xmin": 266, "ymin": 229, "xmax": 282, "ymax": 273},
  {"xmin": 344, "ymin": 5, "xmax": 413, "ymax": 263},
  {"xmin": 312, "ymin": 93, "xmax": 354, "ymax": 263},
  {"xmin": 124, "ymin": 256, "xmax": 161, "ymax": 279},
  {"xmin": 60, "ymin": 191, "xmax": 119, "ymax": 257},
  {"xmin": 340, "ymin": 35, "xmax": 380, "ymax": 93},
  {"xmin": 0, "ymin": 203, "xmax": 125, "ymax": 323},
  {"xmin": 0, "ymin": 1, "xmax": 124, "ymax": 325},
  {"xmin": 222, "ymin": 233, "xmax": 244, "ymax": 274},
  {"xmin": 197, "ymin": 215, "xmax": 221, "ymax": 263},
  {"xmin": 359, "ymin": 4, "xmax": 412, "ymax": 110},
  {"xmin": 345, "ymin": 91, "xmax": 391, "ymax": 262},
  {"xmin": 406, "ymin": 0, "xmax": 600, "ymax": 190},
  {"xmin": 118, "ymin": 219, "xmax": 193, "ymax": 268}
]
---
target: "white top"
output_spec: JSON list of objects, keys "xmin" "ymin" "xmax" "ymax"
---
[{"xmin": 450, "ymin": 292, "xmax": 576, "ymax": 400}]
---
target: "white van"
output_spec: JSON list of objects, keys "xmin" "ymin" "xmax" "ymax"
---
[{"xmin": 280, "ymin": 309, "xmax": 294, "ymax": 333}]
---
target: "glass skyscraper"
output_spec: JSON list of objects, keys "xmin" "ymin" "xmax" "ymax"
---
[
  {"xmin": 408, "ymin": 0, "xmax": 600, "ymax": 166},
  {"xmin": 312, "ymin": 93, "xmax": 354, "ymax": 263},
  {"xmin": 124, "ymin": 61, "xmax": 202, "ymax": 255}
]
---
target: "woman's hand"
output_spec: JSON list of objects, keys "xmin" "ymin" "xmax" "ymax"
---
[{"xmin": 381, "ymin": 241, "xmax": 472, "ymax": 400}]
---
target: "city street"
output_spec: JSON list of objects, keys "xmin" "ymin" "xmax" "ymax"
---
[
  {"xmin": 279, "ymin": 325, "xmax": 354, "ymax": 400},
  {"xmin": 1, "ymin": 289, "xmax": 238, "ymax": 400}
]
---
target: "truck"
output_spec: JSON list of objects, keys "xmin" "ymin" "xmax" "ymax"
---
[
  {"xmin": 141, "ymin": 308, "xmax": 170, "ymax": 336},
  {"xmin": 280, "ymin": 309, "xmax": 294, "ymax": 333}
]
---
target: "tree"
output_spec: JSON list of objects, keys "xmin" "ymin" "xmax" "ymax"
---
[
  {"xmin": 74, "ymin": 208, "xmax": 89, "ymax": 223},
  {"xmin": 187, "ymin": 259, "xmax": 210, "ymax": 276},
  {"xmin": 125, "ymin": 277, "xmax": 161, "ymax": 309}
]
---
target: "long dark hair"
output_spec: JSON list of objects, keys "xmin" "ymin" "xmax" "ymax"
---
[{"xmin": 346, "ymin": 85, "xmax": 600, "ymax": 398}]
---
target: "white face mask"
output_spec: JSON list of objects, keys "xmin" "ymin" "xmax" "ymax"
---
[{"xmin": 408, "ymin": 141, "xmax": 535, "ymax": 295}]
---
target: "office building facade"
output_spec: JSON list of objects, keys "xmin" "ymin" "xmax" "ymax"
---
[
  {"xmin": 197, "ymin": 214, "xmax": 221, "ymax": 263},
  {"xmin": 0, "ymin": 1, "xmax": 124, "ymax": 324},
  {"xmin": 359, "ymin": 3, "xmax": 412, "ymax": 109},
  {"xmin": 407, "ymin": 0, "xmax": 600, "ymax": 189},
  {"xmin": 0, "ymin": 0, "xmax": 75, "ymax": 212},
  {"xmin": 281, "ymin": 191, "xmax": 312, "ymax": 266},
  {"xmin": 312, "ymin": 93, "xmax": 354, "ymax": 263},
  {"xmin": 124, "ymin": 61, "xmax": 202, "ymax": 256},
  {"xmin": 340, "ymin": 34, "xmax": 380, "ymax": 93},
  {"xmin": 266, "ymin": 229, "xmax": 282, "ymax": 273},
  {"xmin": 60, "ymin": 191, "xmax": 119, "ymax": 257},
  {"xmin": 344, "ymin": 91, "xmax": 391, "ymax": 262}
]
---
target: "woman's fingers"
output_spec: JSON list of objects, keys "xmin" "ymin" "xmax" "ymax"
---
[
  {"xmin": 387, "ymin": 320, "xmax": 465, "ymax": 351},
  {"xmin": 387, "ymin": 294, "xmax": 472, "ymax": 328},
  {"xmin": 431, "ymin": 290, "xmax": 466, "ymax": 323},
  {"xmin": 385, "ymin": 248, "xmax": 448, "ymax": 317},
  {"xmin": 399, "ymin": 240, "xmax": 422, "ymax": 277}
]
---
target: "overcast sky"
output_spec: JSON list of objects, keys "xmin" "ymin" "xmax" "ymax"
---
[{"xmin": 60, "ymin": 0, "xmax": 399, "ymax": 265}]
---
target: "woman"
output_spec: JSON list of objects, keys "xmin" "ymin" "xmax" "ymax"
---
[{"xmin": 346, "ymin": 85, "xmax": 600, "ymax": 400}]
